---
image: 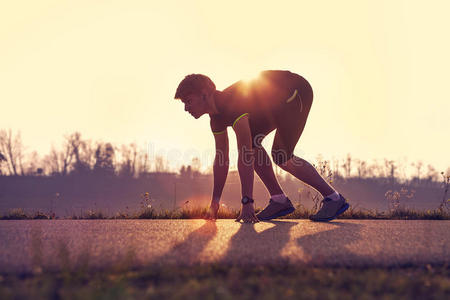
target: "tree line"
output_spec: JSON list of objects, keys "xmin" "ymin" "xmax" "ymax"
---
[
  {"xmin": 0, "ymin": 129, "xmax": 448, "ymax": 183},
  {"xmin": 0, "ymin": 130, "xmax": 154, "ymax": 177}
]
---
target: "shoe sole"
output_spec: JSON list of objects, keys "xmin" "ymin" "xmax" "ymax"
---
[
  {"xmin": 258, "ymin": 206, "xmax": 295, "ymax": 221},
  {"xmin": 311, "ymin": 202, "xmax": 350, "ymax": 222}
]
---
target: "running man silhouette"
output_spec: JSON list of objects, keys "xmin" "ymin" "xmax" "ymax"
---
[{"xmin": 174, "ymin": 70, "xmax": 349, "ymax": 223}]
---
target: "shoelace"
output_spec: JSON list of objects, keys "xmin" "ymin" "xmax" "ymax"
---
[{"xmin": 318, "ymin": 198, "xmax": 332, "ymax": 211}]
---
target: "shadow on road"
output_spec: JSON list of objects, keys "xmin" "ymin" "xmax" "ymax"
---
[
  {"xmin": 220, "ymin": 220, "xmax": 297, "ymax": 265},
  {"xmin": 154, "ymin": 220, "xmax": 367, "ymax": 267},
  {"xmin": 157, "ymin": 220, "xmax": 218, "ymax": 264},
  {"xmin": 297, "ymin": 221, "xmax": 365, "ymax": 266}
]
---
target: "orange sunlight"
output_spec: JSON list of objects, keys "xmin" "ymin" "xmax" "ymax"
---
[
  {"xmin": 1, "ymin": 1, "xmax": 449, "ymax": 172},
  {"xmin": 240, "ymin": 70, "xmax": 262, "ymax": 84}
]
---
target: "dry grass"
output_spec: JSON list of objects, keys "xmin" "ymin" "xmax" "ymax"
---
[
  {"xmin": 2, "ymin": 205, "xmax": 449, "ymax": 220},
  {"xmin": 1, "ymin": 263, "xmax": 448, "ymax": 300}
]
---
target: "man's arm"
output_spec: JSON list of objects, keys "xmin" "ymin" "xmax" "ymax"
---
[
  {"xmin": 212, "ymin": 130, "xmax": 229, "ymax": 202},
  {"xmin": 233, "ymin": 114, "xmax": 254, "ymax": 199},
  {"xmin": 233, "ymin": 114, "xmax": 258, "ymax": 223}
]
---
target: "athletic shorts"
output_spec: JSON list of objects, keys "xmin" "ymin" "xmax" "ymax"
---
[{"xmin": 254, "ymin": 75, "xmax": 314, "ymax": 165}]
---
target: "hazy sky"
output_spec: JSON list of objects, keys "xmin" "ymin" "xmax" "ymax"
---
[{"xmin": 1, "ymin": 0, "xmax": 449, "ymax": 173}]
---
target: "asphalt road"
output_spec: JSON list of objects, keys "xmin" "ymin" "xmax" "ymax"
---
[{"xmin": 0, "ymin": 219, "xmax": 448, "ymax": 273}]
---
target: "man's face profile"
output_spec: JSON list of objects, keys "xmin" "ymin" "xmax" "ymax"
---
[{"xmin": 182, "ymin": 93, "xmax": 206, "ymax": 119}]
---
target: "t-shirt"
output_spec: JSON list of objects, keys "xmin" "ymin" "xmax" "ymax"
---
[{"xmin": 210, "ymin": 70, "xmax": 305, "ymax": 137}]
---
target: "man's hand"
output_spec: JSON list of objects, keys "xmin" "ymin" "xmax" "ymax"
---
[
  {"xmin": 235, "ymin": 203, "xmax": 259, "ymax": 223},
  {"xmin": 205, "ymin": 201, "xmax": 219, "ymax": 220}
]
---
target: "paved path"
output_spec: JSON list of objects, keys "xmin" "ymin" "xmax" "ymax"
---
[{"xmin": 0, "ymin": 220, "xmax": 448, "ymax": 273}]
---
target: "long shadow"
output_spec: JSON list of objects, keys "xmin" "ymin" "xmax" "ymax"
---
[
  {"xmin": 156, "ymin": 220, "xmax": 218, "ymax": 265},
  {"xmin": 220, "ymin": 220, "xmax": 297, "ymax": 265},
  {"xmin": 155, "ymin": 220, "xmax": 364, "ymax": 267},
  {"xmin": 296, "ymin": 221, "xmax": 368, "ymax": 267}
]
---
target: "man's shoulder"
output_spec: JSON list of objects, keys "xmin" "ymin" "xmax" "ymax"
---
[
  {"xmin": 260, "ymin": 70, "xmax": 299, "ymax": 80},
  {"xmin": 220, "ymin": 70, "xmax": 298, "ymax": 92},
  {"xmin": 221, "ymin": 79, "xmax": 246, "ymax": 94},
  {"xmin": 209, "ymin": 113, "xmax": 226, "ymax": 130}
]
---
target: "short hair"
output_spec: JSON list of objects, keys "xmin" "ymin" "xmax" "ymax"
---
[{"xmin": 174, "ymin": 74, "xmax": 216, "ymax": 100}]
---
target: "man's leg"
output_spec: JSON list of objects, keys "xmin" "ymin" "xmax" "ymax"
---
[
  {"xmin": 279, "ymin": 155, "xmax": 350, "ymax": 221},
  {"xmin": 278, "ymin": 155, "xmax": 334, "ymax": 197},
  {"xmin": 270, "ymin": 81, "xmax": 335, "ymax": 198},
  {"xmin": 270, "ymin": 80, "xmax": 348, "ymax": 220},
  {"xmin": 271, "ymin": 128, "xmax": 348, "ymax": 221},
  {"xmin": 253, "ymin": 142, "xmax": 295, "ymax": 221},
  {"xmin": 274, "ymin": 150, "xmax": 348, "ymax": 222},
  {"xmin": 253, "ymin": 145, "xmax": 284, "ymax": 196}
]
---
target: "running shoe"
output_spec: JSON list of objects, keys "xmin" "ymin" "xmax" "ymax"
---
[
  {"xmin": 309, "ymin": 194, "xmax": 349, "ymax": 222},
  {"xmin": 256, "ymin": 198, "xmax": 295, "ymax": 221}
]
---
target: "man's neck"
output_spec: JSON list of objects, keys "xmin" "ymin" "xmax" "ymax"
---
[{"xmin": 209, "ymin": 90, "xmax": 221, "ymax": 115}]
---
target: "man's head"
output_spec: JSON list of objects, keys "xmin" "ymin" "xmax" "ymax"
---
[{"xmin": 174, "ymin": 74, "xmax": 216, "ymax": 119}]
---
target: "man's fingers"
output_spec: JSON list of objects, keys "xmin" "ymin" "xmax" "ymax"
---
[
  {"xmin": 243, "ymin": 214, "xmax": 257, "ymax": 223},
  {"xmin": 236, "ymin": 211, "xmax": 260, "ymax": 223},
  {"xmin": 253, "ymin": 214, "xmax": 259, "ymax": 222}
]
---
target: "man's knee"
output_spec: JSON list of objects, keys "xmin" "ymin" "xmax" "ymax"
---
[
  {"xmin": 288, "ymin": 155, "xmax": 305, "ymax": 167},
  {"xmin": 271, "ymin": 149, "xmax": 292, "ymax": 167},
  {"xmin": 273, "ymin": 154, "xmax": 305, "ymax": 171}
]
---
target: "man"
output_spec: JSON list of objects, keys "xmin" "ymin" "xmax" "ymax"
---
[{"xmin": 174, "ymin": 70, "xmax": 349, "ymax": 223}]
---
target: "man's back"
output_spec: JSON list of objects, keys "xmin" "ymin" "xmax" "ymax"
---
[
  {"xmin": 211, "ymin": 70, "xmax": 311, "ymax": 136},
  {"xmin": 222, "ymin": 70, "xmax": 300, "ymax": 103}
]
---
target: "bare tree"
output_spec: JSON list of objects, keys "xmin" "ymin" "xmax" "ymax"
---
[
  {"xmin": 117, "ymin": 143, "xmax": 152, "ymax": 177},
  {"xmin": 332, "ymin": 157, "xmax": 340, "ymax": 178},
  {"xmin": 179, "ymin": 165, "xmax": 193, "ymax": 179},
  {"xmin": 191, "ymin": 157, "xmax": 201, "ymax": 171},
  {"xmin": 396, "ymin": 158, "xmax": 408, "ymax": 181},
  {"xmin": 411, "ymin": 161, "xmax": 423, "ymax": 181},
  {"xmin": 81, "ymin": 139, "xmax": 96, "ymax": 169},
  {"xmin": 356, "ymin": 159, "xmax": 368, "ymax": 178},
  {"xmin": 24, "ymin": 151, "xmax": 40, "ymax": 175},
  {"xmin": 43, "ymin": 134, "xmax": 76, "ymax": 176},
  {"xmin": 0, "ymin": 129, "xmax": 25, "ymax": 175},
  {"xmin": 426, "ymin": 164, "xmax": 439, "ymax": 182},
  {"xmin": 384, "ymin": 159, "xmax": 397, "ymax": 182},
  {"xmin": 93, "ymin": 142, "xmax": 116, "ymax": 176},
  {"xmin": 60, "ymin": 134, "xmax": 76, "ymax": 175},
  {"xmin": 154, "ymin": 155, "xmax": 168, "ymax": 173},
  {"xmin": 69, "ymin": 132, "xmax": 95, "ymax": 175},
  {"xmin": 136, "ymin": 150, "xmax": 150, "ymax": 177},
  {"xmin": 341, "ymin": 153, "xmax": 352, "ymax": 178},
  {"xmin": 118, "ymin": 143, "xmax": 138, "ymax": 177},
  {"xmin": 0, "ymin": 151, "xmax": 6, "ymax": 175},
  {"xmin": 191, "ymin": 157, "xmax": 202, "ymax": 177},
  {"xmin": 368, "ymin": 159, "xmax": 385, "ymax": 178},
  {"xmin": 43, "ymin": 147, "xmax": 61, "ymax": 175}
]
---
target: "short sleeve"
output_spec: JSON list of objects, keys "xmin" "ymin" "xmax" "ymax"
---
[{"xmin": 210, "ymin": 115, "xmax": 227, "ymax": 135}]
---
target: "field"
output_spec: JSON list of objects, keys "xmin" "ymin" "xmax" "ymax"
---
[
  {"xmin": 1, "ymin": 263, "xmax": 449, "ymax": 299},
  {"xmin": 2, "ymin": 205, "xmax": 449, "ymax": 220}
]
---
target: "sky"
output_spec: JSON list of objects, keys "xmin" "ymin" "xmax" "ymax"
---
[{"xmin": 1, "ymin": 0, "xmax": 449, "ymax": 174}]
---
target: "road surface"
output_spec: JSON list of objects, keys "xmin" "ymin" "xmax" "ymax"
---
[{"xmin": 0, "ymin": 219, "xmax": 448, "ymax": 273}]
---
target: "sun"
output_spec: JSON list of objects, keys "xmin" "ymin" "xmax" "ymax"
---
[{"xmin": 240, "ymin": 70, "xmax": 262, "ymax": 84}]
